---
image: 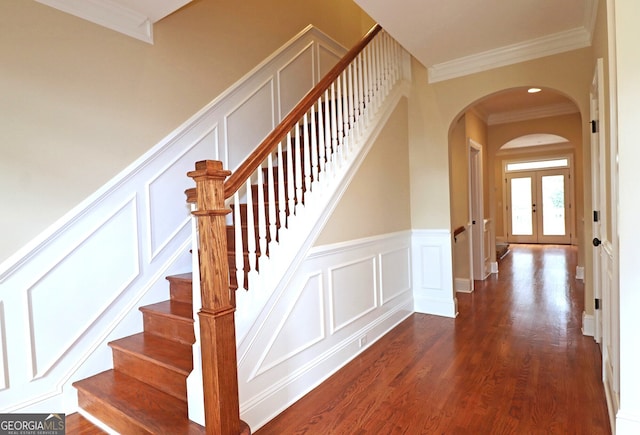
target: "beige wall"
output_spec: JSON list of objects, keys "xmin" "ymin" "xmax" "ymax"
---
[
  {"xmin": 315, "ymin": 98, "xmax": 411, "ymax": 245},
  {"xmin": 0, "ymin": 0, "xmax": 374, "ymax": 263}
]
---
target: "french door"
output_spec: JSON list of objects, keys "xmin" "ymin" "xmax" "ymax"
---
[{"xmin": 506, "ymin": 168, "xmax": 571, "ymax": 244}]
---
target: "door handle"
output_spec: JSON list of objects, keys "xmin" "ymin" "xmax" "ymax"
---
[{"xmin": 593, "ymin": 237, "xmax": 602, "ymax": 247}]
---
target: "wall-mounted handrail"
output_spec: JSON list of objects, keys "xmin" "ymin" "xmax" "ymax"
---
[{"xmin": 453, "ymin": 225, "xmax": 466, "ymax": 243}]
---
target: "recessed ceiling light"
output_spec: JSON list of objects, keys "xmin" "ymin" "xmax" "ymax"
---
[{"xmin": 528, "ymin": 88, "xmax": 542, "ymax": 93}]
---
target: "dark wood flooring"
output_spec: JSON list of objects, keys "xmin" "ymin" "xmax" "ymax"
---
[{"xmin": 255, "ymin": 244, "xmax": 611, "ymax": 434}]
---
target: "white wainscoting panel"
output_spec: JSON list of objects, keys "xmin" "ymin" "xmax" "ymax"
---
[
  {"xmin": 0, "ymin": 25, "xmax": 346, "ymax": 414},
  {"xmin": 329, "ymin": 257, "xmax": 377, "ymax": 333},
  {"xmin": 380, "ymin": 248, "xmax": 411, "ymax": 304},
  {"xmin": 238, "ymin": 232, "xmax": 413, "ymax": 431},
  {"xmin": 225, "ymin": 79, "xmax": 275, "ymax": 168},
  {"xmin": 278, "ymin": 43, "xmax": 315, "ymax": 119},
  {"xmin": 147, "ymin": 127, "xmax": 217, "ymax": 260},
  {"xmin": 411, "ymin": 229, "xmax": 457, "ymax": 318},
  {"xmin": 27, "ymin": 196, "xmax": 140, "ymax": 380}
]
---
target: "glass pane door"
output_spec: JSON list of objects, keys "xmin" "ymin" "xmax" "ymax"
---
[
  {"xmin": 541, "ymin": 174, "xmax": 566, "ymax": 236},
  {"xmin": 506, "ymin": 169, "xmax": 571, "ymax": 244},
  {"xmin": 537, "ymin": 170, "xmax": 570, "ymax": 244},
  {"xmin": 510, "ymin": 176, "xmax": 533, "ymax": 236},
  {"xmin": 507, "ymin": 172, "xmax": 537, "ymax": 243}
]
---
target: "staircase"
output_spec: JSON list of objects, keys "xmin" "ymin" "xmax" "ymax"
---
[
  {"xmin": 72, "ymin": 274, "xmax": 250, "ymax": 434},
  {"xmin": 68, "ymin": 24, "xmax": 404, "ymax": 434}
]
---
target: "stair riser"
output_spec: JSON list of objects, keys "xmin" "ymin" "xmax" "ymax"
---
[
  {"xmin": 77, "ymin": 390, "xmax": 178, "ymax": 435},
  {"xmin": 168, "ymin": 280, "xmax": 191, "ymax": 304},
  {"xmin": 112, "ymin": 350, "xmax": 187, "ymax": 402},
  {"xmin": 142, "ymin": 313, "xmax": 195, "ymax": 345}
]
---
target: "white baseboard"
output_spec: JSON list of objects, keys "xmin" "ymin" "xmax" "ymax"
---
[
  {"xmin": 576, "ymin": 266, "xmax": 585, "ymax": 280},
  {"xmin": 491, "ymin": 261, "xmax": 498, "ymax": 274},
  {"xmin": 414, "ymin": 294, "xmax": 458, "ymax": 318},
  {"xmin": 582, "ymin": 311, "xmax": 594, "ymax": 337},
  {"xmin": 455, "ymin": 278, "xmax": 472, "ymax": 293}
]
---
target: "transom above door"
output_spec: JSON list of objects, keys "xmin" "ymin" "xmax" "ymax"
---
[{"xmin": 504, "ymin": 158, "xmax": 573, "ymax": 245}]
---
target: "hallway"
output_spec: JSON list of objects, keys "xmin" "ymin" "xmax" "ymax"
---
[{"xmin": 255, "ymin": 244, "xmax": 611, "ymax": 434}]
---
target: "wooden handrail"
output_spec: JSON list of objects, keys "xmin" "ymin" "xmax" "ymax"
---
[
  {"xmin": 186, "ymin": 24, "xmax": 398, "ymax": 434},
  {"xmin": 223, "ymin": 24, "xmax": 383, "ymax": 198},
  {"xmin": 453, "ymin": 225, "xmax": 466, "ymax": 243}
]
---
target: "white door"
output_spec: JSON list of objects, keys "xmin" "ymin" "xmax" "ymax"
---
[
  {"xmin": 506, "ymin": 169, "xmax": 571, "ymax": 244},
  {"xmin": 590, "ymin": 57, "xmax": 619, "ymax": 407}
]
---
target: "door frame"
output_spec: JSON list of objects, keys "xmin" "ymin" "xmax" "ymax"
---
[{"xmin": 468, "ymin": 139, "xmax": 485, "ymax": 281}]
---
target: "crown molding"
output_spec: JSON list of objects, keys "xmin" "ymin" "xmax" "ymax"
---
[
  {"xmin": 488, "ymin": 102, "xmax": 579, "ymax": 125},
  {"xmin": 36, "ymin": 0, "xmax": 153, "ymax": 42},
  {"xmin": 35, "ymin": 0, "xmax": 192, "ymax": 44},
  {"xmin": 428, "ymin": 27, "xmax": 592, "ymax": 83}
]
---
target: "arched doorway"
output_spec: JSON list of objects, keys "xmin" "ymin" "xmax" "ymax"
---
[{"xmin": 448, "ymin": 87, "xmax": 582, "ymax": 291}]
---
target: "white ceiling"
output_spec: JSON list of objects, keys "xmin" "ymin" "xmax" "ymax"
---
[{"xmin": 354, "ymin": 0, "xmax": 598, "ymax": 83}]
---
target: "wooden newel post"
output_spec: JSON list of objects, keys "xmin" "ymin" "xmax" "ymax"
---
[{"xmin": 187, "ymin": 160, "xmax": 241, "ymax": 435}]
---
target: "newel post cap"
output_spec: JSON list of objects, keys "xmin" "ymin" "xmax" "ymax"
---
[{"xmin": 187, "ymin": 160, "xmax": 232, "ymax": 180}]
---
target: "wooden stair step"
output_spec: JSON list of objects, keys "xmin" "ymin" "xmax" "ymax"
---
[
  {"xmin": 109, "ymin": 332, "xmax": 192, "ymax": 401},
  {"xmin": 167, "ymin": 273, "xmax": 192, "ymax": 303},
  {"xmin": 140, "ymin": 300, "xmax": 195, "ymax": 345},
  {"xmin": 65, "ymin": 412, "xmax": 107, "ymax": 434},
  {"xmin": 74, "ymin": 370, "xmax": 205, "ymax": 434}
]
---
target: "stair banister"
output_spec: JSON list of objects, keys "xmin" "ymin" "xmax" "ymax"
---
[
  {"xmin": 187, "ymin": 23, "xmax": 399, "ymax": 434},
  {"xmin": 222, "ymin": 24, "xmax": 382, "ymax": 197}
]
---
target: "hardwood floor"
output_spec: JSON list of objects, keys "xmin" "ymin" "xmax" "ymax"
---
[{"xmin": 255, "ymin": 244, "xmax": 611, "ymax": 434}]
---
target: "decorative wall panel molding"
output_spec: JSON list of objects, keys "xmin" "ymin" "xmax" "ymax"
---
[
  {"xmin": 0, "ymin": 25, "xmax": 345, "ymax": 414},
  {"xmin": 238, "ymin": 232, "xmax": 413, "ymax": 431},
  {"xmin": 411, "ymin": 229, "xmax": 457, "ymax": 318},
  {"xmin": 329, "ymin": 257, "xmax": 377, "ymax": 333}
]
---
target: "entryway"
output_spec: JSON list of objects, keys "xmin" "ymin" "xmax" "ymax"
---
[{"xmin": 505, "ymin": 159, "xmax": 573, "ymax": 245}]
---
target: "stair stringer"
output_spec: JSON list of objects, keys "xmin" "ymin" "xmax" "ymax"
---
[{"xmin": 235, "ymin": 79, "xmax": 411, "ymax": 354}]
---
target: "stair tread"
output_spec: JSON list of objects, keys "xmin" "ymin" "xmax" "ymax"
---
[
  {"xmin": 140, "ymin": 300, "xmax": 193, "ymax": 321},
  {"xmin": 109, "ymin": 332, "xmax": 192, "ymax": 375},
  {"xmin": 74, "ymin": 370, "xmax": 204, "ymax": 434},
  {"xmin": 166, "ymin": 272, "xmax": 192, "ymax": 282}
]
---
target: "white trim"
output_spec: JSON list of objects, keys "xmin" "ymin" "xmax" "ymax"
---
[
  {"xmin": 488, "ymin": 102, "xmax": 579, "ymax": 126},
  {"xmin": 576, "ymin": 266, "xmax": 585, "ymax": 280},
  {"xmin": 35, "ymin": 0, "xmax": 155, "ymax": 43},
  {"xmin": 428, "ymin": 27, "xmax": 592, "ymax": 83},
  {"xmin": 454, "ymin": 278, "xmax": 472, "ymax": 293},
  {"xmin": 490, "ymin": 262, "xmax": 499, "ymax": 274},
  {"xmin": 581, "ymin": 311, "xmax": 595, "ymax": 337}
]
